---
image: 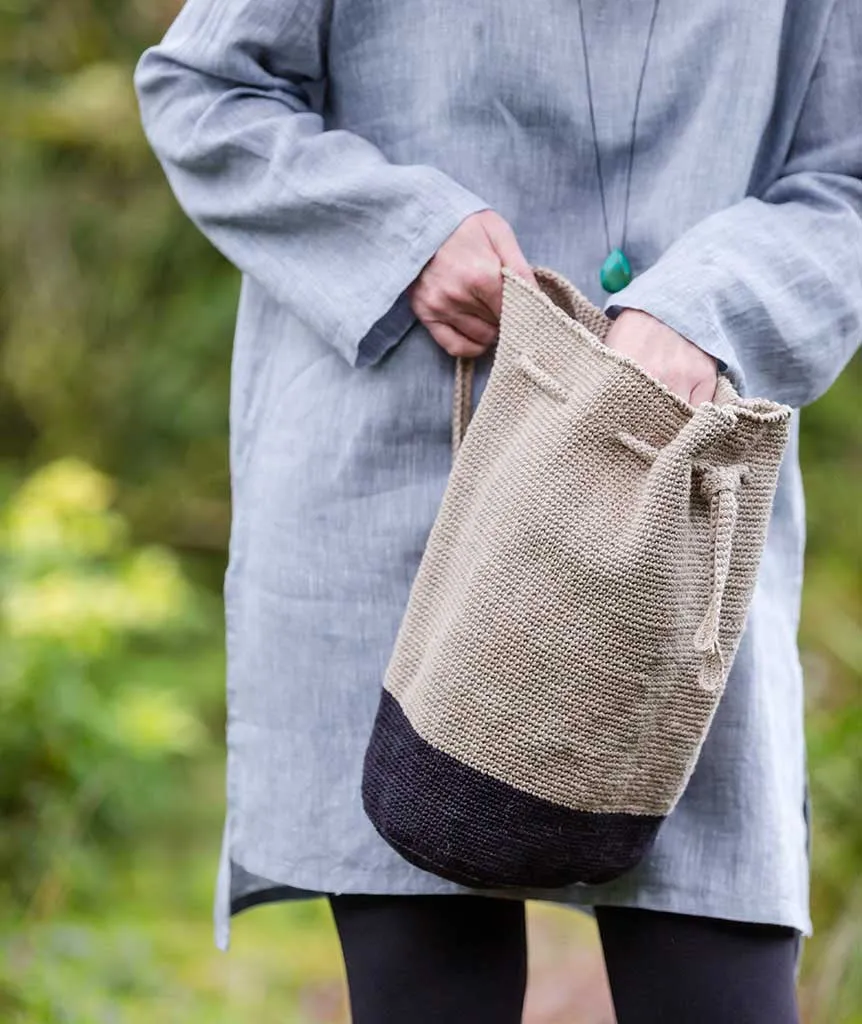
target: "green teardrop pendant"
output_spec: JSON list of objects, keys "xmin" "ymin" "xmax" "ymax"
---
[{"xmin": 600, "ymin": 248, "xmax": 633, "ymax": 294}]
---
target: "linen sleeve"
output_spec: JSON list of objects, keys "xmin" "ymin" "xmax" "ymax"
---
[
  {"xmin": 605, "ymin": 0, "xmax": 862, "ymax": 407},
  {"xmin": 133, "ymin": 0, "xmax": 489, "ymax": 368}
]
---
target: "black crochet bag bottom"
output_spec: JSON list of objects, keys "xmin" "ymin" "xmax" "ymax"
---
[{"xmin": 362, "ymin": 689, "xmax": 663, "ymax": 890}]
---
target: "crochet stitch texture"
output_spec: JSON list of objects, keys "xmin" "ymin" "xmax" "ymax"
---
[{"xmin": 363, "ymin": 266, "xmax": 791, "ymax": 889}]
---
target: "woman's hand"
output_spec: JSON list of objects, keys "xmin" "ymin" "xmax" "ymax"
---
[
  {"xmin": 605, "ymin": 308, "xmax": 718, "ymax": 405},
  {"xmin": 409, "ymin": 211, "xmax": 537, "ymax": 358}
]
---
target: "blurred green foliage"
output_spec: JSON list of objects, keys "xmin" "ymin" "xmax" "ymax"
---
[
  {"xmin": 1, "ymin": 1, "xmax": 860, "ymax": 1022},
  {"xmin": 1, "ymin": 0, "xmax": 236, "ymax": 560},
  {"xmin": 798, "ymin": 365, "xmax": 862, "ymax": 1023},
  {"xmin": 0, "ymin": 459, "xmax": 215, "ymax": 911}
]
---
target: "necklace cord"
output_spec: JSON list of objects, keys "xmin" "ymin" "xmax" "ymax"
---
[
  {"xmin": 622, "ymin": 0, "xmax": 661, "ymax": 253},
  {"xmin": 576, "ymin": 0, "xmax": 611, "ymax": 258},
  {"xmin": 576, "ymin": 0, "xmax": 662, "ymax": 258}
]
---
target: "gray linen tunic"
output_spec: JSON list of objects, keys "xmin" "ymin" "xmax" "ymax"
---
[{"xmin": 135, "ymin": 0, "xmax": 862, "ymax": 950}]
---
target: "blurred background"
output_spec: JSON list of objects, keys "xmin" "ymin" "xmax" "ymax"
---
[{"xmin": 1, "ymin": 2, "xmax": 860, "ymax": 1022}]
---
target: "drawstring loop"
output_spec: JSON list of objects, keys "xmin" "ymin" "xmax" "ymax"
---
[
  {"xmin": 615, "ymin": 429, "xmax": 748, "ymax": 693},
  {"xmin": 693, "ymin": 463, "xmax": 749, "ymax": 692}
]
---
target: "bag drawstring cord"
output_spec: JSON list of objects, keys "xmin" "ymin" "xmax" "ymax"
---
[
  {"xmin": 614, "ymin": 430, "xmax": 748, "ymax": 692},
  {"xmin": 693, "ymin": 464, "xmax": 749, "ymax": 691}
]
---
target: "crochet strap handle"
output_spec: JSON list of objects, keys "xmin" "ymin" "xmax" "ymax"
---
[
  {"xmin": 452, "ymin": 356, "xmax": 475, "ymax": 458},
  {"xmin": 451, "ymin": 266, "xmax": 609, "ymax": 458}
]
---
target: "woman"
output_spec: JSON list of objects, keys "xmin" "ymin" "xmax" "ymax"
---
[{"xmin": 135, "ymin": 0, "xmax": 861, "ymax": 1020}]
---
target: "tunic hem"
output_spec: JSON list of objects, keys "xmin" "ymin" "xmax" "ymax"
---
[{"xmin": 214, "ymin": 836, "xmax": 812, "ymax": 951}]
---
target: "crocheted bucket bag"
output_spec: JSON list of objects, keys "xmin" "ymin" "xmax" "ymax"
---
[{"xmin": 362, "ymin": 266, "xmax": 791, "ymax": 890}]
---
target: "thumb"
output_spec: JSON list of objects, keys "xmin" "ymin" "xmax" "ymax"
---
[{"xmin": 482, "ymin": 216, "xmax": 537, "ymax": 287}]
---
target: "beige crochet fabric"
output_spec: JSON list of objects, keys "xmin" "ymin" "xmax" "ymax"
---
[{"xmin": 383, "ymin": 266, "xmax": 791, "ymax": 817}]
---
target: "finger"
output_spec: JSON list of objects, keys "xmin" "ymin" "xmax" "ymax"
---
[
  {"xmin": 413, "ymin": 264, "xmax": 501, "ymax": 326},
  {"xmin": 439, "ymin": 311, "xmax": 499, "ymax": 347},
  {"xmin": 424, "ymin": 320, "xmax": 489, "ymax": 359},
  {"xmin": 460, "ymin": 260, "xmax": 505, "ymax": 321},
  {"xmin": 661, "ymin": 369, "xmax": 694, "ymax": 402},
  {"xmin": 690, "ymin": 376, "xmax": 717, "ymax": 406},
  {"xmin": 644, "ymin": 352, "xmax": 693, "ymax": 401},
  {"xmin": 450, "ymin": 291, "xmax": 500, "ymax": 327},
  {"xmin": 481, "ymin": 216, "xmax": 537, "ymax": 286}
]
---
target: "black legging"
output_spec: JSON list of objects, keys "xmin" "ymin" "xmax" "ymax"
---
[{"xmin": 329, "ymin": 894, "xmax": 800, "ymax": 1024}]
